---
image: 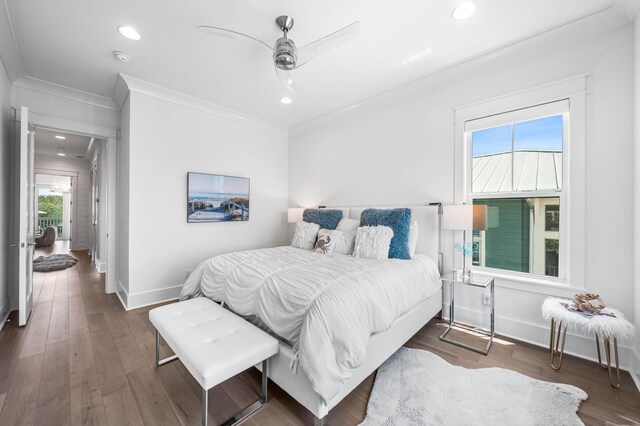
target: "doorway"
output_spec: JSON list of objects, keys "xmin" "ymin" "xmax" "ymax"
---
[
  {"xmin": 35, "ymin": 174, "xmax": 73, "ymax": 246},
  {"xmin": 10, "ymin": 106, "xmax": 118, "ymax": 327}
]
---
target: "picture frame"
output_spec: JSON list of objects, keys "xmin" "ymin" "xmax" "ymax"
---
[{"xmin": 187, "ymin": 172, "xmax": 250, "ymax": 223}]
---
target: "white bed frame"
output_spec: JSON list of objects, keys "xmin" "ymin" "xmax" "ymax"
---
[{"xmin": 259, "ymin": 205, "xmax": 443, "ymax": 425}]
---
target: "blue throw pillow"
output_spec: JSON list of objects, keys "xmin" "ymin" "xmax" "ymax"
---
[
  {"xmin": 360, "ymin": 208, "xmax": 412, "ymax": 259},
  {"xmin": 303, "ymin": 209, "xmax": 343, "ymax": 230}
]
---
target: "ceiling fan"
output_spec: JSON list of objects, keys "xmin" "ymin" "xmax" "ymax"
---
[{"xmin": 197, "ymin": 16, "xmax": 360, "ymax": 95}]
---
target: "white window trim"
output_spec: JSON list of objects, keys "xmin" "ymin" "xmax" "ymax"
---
[
  {"xmin": 453, "ymin": 75, "xmax": 587, "ymax": 292},
  {"xmin": 468, "ymin": 102, "xmax": 568, "ymax": 281}
]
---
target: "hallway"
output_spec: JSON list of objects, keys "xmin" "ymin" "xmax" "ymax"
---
[{"xmin": 34, "ymin": 240, "xmax": 71, "ymax": 257}]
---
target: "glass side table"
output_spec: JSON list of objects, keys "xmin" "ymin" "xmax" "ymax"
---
[{"xmin": 439, "ymin": 271, "xmax": 495, "ymax": 355}]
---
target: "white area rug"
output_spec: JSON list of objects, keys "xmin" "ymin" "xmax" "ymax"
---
[{"xmin": 361, "ymin": 347, "xmax": 587, "ymax": 426}]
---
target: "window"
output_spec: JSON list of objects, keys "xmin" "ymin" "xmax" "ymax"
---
[
  {"xmin": 545, "ymin": 205, "xmax": 559, "ymax": 232},
  {"xmin": 545, "ymin": 239, "xmax": 559, "ymax": 277},
  {"xmin": 466, "ymin": 101, "xmax": 567, "ymax": 279}
]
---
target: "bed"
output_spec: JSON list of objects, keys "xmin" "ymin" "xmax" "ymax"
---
[{"xmin": 180, "ymin": 205, "xmax": 443, "ymax": 424}]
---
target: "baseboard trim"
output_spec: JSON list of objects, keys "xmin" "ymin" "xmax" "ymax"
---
[
  {"xmin": 115, "ymin": 281, "xmax": 181, "ymax": 311},
  {"xmin": 631, "ymin": 348, "xmax": 640, "ymax": 392},
  {"xmin": 442, "ymin": 303, "xmax": 635, "ymax": 372},
  {"xmin": 116, "ymin": 280, "xmax": 128, "ymax": 310},
  {"xmin": 0, "ymin": 301, "xmax": 11, "ymax": 332},
  {"xmin": 94, "ymin": 261, "xmax": 106, "ymax": 274}
]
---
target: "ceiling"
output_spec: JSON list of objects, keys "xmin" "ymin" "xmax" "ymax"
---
[
  {"xmin": 36, "ymin": 174, "xmax": 70, "ymax": 185},
  {"xmin": 35, "ymin": 128, "xmax": 92, "ymax": 159},
  {"xmin": 4, "ymin": 0, "xmax": 623, "ymax": 127}
]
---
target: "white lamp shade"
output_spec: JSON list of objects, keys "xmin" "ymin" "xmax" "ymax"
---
[
  {"xmin": 443, "ymin": 204, "xmax": 487, "ymax": 231},
  {"xmin": 287, "ymin": 208, "xmax": 304, "ymax": 223},
  {"xmin": 443, "ymin": 205, "xmax": 472, "ymax": 230}
]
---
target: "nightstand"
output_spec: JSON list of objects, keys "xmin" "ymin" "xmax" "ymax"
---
[{"xmin": 439, "ymin": 271, "xmax": 495, "ymax": 355}]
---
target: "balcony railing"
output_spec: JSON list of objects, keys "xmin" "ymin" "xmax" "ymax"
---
[{"xmin": 37, "ymin": 217, "xmax": 63, "ymax": 235}]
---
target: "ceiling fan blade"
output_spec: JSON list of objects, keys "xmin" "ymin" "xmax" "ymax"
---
[
  {"xmin": 295, "ymin": 21, "xmax": 360, "ymax": 68},
  {"xmin": 275, "ymin": 65, "xmax": 295, "ymax": 93},
  {"xmin": 196, "ymin": 25, "xmax": 272, "ymax": 51}
]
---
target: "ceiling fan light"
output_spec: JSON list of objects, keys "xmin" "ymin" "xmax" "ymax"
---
[
  {"xmin": 274, "ymin": 37, "xmax": 297, "ymax": 70},
  {"xmin": 452, "ymin": 2, "xmax": 476, "ymax": 20}
]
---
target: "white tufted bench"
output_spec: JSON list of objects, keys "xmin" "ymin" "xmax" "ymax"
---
[{"xmin": 149, "ymin": 297, "xmax": 279, "ymax": 426}]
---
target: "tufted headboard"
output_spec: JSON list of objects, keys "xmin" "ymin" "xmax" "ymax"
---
[{"xmin": 325, "ymin": 204, "xmax": 443, "ymax": 274}]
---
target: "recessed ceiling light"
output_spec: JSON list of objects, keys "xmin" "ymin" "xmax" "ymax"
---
[
  {"xmin": 280, "ymin": 97, "xmax": 292, "ymax": 104},
  {"xmin": 113, "ymin": 51, "xmax": 131, "ymax": 62},
  {"xmin": 118, "ymin": 26, "xmax": 141, "ymax": 41},
  {"xmin": 57, "ymin": 148, "xmax": 66, "ymax": 157},
  {"xmin": 452, "ymin": 2, "xmax": 476, "ymax": 20},
  {"xmin": 55, "ymin": 135, "xmax": 66, "ymax": 140}
]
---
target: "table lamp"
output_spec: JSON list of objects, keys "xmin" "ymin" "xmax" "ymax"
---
[
  {"xmin": 443, "ymin": 204, "xmax": 487, "ymax": 279},
  {"xmin": 287, "ymin": 208, "xmax": 304, "ymax": 223}
]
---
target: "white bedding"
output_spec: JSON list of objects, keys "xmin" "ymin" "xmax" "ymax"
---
[{"xmin": 179, "ymin": 246, "xmax": 441, "ymax": 403}]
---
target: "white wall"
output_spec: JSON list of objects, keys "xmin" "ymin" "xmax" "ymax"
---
[
  {"xmin": 93, "ymin": 140, "xmax": 108, "ymax": 272},
  {"xmin": 118, "ymin": 90, "xmax": 289, "ymax": 308},
  {"xmin": 35, "ymin": 154, "xmax": 92, "ymax": 250},
  {"xmin": 117, "ymin": 97, "xmax": 130, "ymax": 297},
  {"xmin": 11, "ymin": 77, "xmax": 119, "ymax": 131},
  {"xmin": 0, "ymin": 58, "xmax": 12, "ymax": 326},
  {"xmin": 633, "ymin": 16, "xmax": 640, "ymax": 385},
  {"xmin": 290, "ymin": 24, "xmax": 636, "ymax": 367}
]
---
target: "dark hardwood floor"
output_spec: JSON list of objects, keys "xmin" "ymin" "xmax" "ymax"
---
[{"xmin": 0, "ymin": 246, "xmax": 638, "ymax": 425}]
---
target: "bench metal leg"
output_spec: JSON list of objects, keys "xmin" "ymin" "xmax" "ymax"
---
[
  {"xmin": 202, "ymin": 388, "xmax": 208, "ymax": 426},
  {"xmin": 206, "ymin": 359, "xmax": 270, "ymax": 426},
  {"xmin": 603, "ymin": 336, "xmax": 621, "ymax": 389},
  {"xmin": 596, "ymin": 333, "xmax": 621, "ymax": 389},
  {"xmin": 155, "ymin": 330, "xmax": 178, "ymax": 367},
  {"xmin": 549, "ymin": 318, "xmax": 567, "ymax": 371},
  {"xmin": 261, "ymin": 359, "xmax": 268, "ymax": 403},
  {"xmin": 314, "ymin": 416, "xmax": 326, "ymax": 426},
  {"xmin": 595, "ymin": 334, "xmax": 608, "ymax": 369}
]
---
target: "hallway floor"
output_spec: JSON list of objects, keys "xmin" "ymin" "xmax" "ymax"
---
[{"xmin": 34, "ymin": 239, "xmax": 71, "ymax": 257}]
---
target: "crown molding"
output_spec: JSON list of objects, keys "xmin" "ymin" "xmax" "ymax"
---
[
  {"xmin": 115, "ymin": 73, "xmax": 287, "ymax": 135},
  {"xmin": 0, "ymin": 0, "xmax": 25, "ymax": 83},
  {"xmin": 13, "ymin": 76, "xmax": 119, "ymax": 111},
  {"xmin": 613, "ymin": 0, "xmax": 640, "ymax": 20},
  {"xmin": 290, "ymin": 6, "xmax": 628, "ymax": 136}
]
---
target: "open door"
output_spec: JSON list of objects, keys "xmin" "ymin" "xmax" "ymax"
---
[{"xmin": 14, "ymin": 107, "xmax": 35, "ymax": 326}]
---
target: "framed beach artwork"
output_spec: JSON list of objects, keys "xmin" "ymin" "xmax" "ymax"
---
[{"xmin": 187, "ymin": 172, "xmax": 250, "ymax": 223}]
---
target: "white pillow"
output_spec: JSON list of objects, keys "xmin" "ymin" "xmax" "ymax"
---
[
  {"xmin": 408, "ymin": 220, "xmax": 419, "ymax": 258},
  {"xmin": 317, "ymin": 228, "xmax": 355, "ymax": 256},
  {"xmin": 335, "ymin": 218, "xmax": 359, "ymax": 255},
  {"xmin": 353, "ymin": 226, "xmax": 394, "ymax": 260},
  {"xmin": 291, "ymin": 221, "xmax": 320, "ymax": 250},
  {"xmin": 336, "ymin": 218, "xmax": 360, "ymax": 232},
  {"xmin": 313, "ymin": 231, "xmax": 337, "ymax": 254}
]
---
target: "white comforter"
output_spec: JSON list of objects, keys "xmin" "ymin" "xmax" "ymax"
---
[{"xmin": 179, "ymin": 246, "xmax": 441, "ymax": 403}]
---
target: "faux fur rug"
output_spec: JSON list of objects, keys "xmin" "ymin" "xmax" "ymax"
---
[
  {"xmin": 33, "ymin": 254, "xmax": 78, "ymax": 272},
  {"xmin": 361, "ymin": 347, "xmax": 587, "ymax": 426}
]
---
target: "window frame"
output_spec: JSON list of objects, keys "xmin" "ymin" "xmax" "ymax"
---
[
  {"xmin": 466, "ymin": 105, "xmax": 569, "ymax": 282},
  {"xmin": 453, "ymin": 75, "xmax": 587, "ymax": 290}
]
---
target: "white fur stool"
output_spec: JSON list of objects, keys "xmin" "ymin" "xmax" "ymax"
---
[
  {"xmin": 150, "ymin": 297, "xmax": 279, "ymax": 425},
  {"xmin": 542, "ymin": 297, "xmax": 634, "ymax": 389}
]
